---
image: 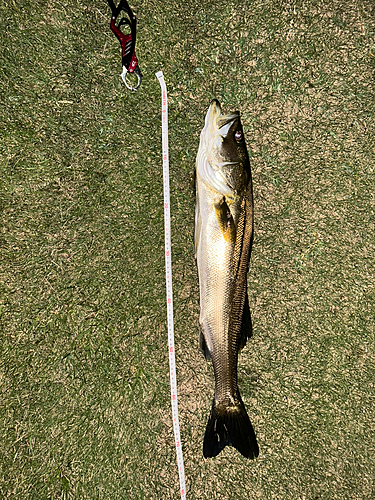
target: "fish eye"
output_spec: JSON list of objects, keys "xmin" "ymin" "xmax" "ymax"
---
[{"xmin": 234, "ymin": 130, "xmax": 242, "ymax": 142}]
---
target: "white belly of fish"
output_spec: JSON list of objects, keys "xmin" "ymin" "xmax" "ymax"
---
[{"xmin": 195, "ymin": 176, "xmax": 236, "ymax": 358}]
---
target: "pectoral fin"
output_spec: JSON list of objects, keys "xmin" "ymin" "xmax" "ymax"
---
[{"xmin": 214, "ymin": 197, "xmax": 236, "ymax": 244}]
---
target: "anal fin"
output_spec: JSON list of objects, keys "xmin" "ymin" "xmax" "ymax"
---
[{"xmin": 199, "ymin": 325, "xmax": 211, "ymax": 360}]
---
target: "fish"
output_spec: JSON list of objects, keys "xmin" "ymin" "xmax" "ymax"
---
[{"xmin": 195, "ymin": 99, "xmax": 259, "ymax": 459}]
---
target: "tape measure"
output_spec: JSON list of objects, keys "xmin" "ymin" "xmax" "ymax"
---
[{"xmin": 156, "ymin": 71, "xmax": 187, "ymax": 500}]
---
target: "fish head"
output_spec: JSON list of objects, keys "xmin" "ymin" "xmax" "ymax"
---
[{"xmin": 197, "ymin": 99, "xmax": 250, "ymax": 197}]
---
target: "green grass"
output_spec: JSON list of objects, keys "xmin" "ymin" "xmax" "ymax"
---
[{"xmin": 1, "ymin": 0, "xmax": 374, "ymax": 498}]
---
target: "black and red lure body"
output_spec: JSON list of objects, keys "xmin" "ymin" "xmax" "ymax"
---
[{"xmin": 107, "ymin": 0, "xmax": 142, "ymax": 90}]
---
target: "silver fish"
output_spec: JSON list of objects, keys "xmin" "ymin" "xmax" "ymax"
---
[{"xmin": 195, "ymin": 100, "xmax": 259, "ymax": 459}]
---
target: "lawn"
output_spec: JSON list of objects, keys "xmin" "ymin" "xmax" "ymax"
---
[{"xmin": 1, "ymin": 0, "xmax": 374, "ymax": 498}]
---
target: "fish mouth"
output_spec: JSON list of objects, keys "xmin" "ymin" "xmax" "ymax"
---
[
  {"xmin": 197, "ymin": 100, "xmax": 241, "ymax": 197},
  {"xmin": 203, "ymin": 99, "xmax": 222, "ymax": 130},
  {"xmin": 204, "ymin": 99, "xmax": 239, "ymax": 138},
  {"xmin": 202, "ymin": 100, "xmax": 240, "ymax": 169}
]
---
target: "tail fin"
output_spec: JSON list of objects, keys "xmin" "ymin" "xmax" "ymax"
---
[{"xmin": 203, "ymin": 397, "xmax": 259, "ymax": 459}]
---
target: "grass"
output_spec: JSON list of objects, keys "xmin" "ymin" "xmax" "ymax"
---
[{"xmin": 1, "ymin": 0, "xmax": 374, "ymax": 498}]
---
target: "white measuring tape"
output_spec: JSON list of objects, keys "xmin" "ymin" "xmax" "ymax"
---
[{"xmin": 156, "ymin": 71, "xmax": 186, "ymax": 500}]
